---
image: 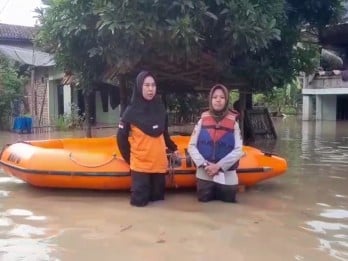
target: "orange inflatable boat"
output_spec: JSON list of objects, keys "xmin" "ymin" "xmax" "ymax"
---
[{"xmin": 0, "ymin": 135, "xmax": 287, "ymax": 189}]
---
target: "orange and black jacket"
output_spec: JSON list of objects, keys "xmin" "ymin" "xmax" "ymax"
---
[{"xmin": 117, "ymin": 115, "xmax": 177, "ymax": 174}]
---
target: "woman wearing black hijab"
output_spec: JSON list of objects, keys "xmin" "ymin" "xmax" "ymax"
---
[{"xmin": 117, "ymin": 71, "xmax": 179, "ymax": 207}]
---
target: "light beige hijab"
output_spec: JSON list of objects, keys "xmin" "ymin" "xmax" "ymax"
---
[{"xmin": 208, "ymin": 84, "xmax": 229, "ymax": 121}]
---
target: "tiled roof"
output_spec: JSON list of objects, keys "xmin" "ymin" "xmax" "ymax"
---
[{"xmin": 0, "ymin": 23, "xmax": 37, "ymax": 41}]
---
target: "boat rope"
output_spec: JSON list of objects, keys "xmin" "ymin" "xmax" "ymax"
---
[
  {"xmin": 167, "ymin": 153, "xmax": 176, "ymax": 187},
  {"xmin": 167, "ymin": 153, "xmax": 183, "ymax": 187},
  {"xmin": 68, "ymin": 152, "xmax": 117, "ymax": 168}
]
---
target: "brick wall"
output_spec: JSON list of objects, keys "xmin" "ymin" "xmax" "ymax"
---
[{"xmin": 27, "ymin": 67, "xmax": 50, "ymax": 127}]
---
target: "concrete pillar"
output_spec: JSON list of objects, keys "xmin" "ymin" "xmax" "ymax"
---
[
  {"xmin": 302, "ymin": 95, "xmax": 313, "ymax": 121},
  {"xmin": 316, "ymin": 95, "xmax": 322, "ymax": 120},
  {"xmin": 63, "ymin": 84, "xmax": 71, "ymax": 114}
]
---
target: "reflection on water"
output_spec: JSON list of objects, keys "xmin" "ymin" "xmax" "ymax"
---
[
  {"xmin": 303, "ymin": 220, "xmax": 348, "ymax": 234},
  {"xmin": 274, "ymin": 118, "xmax": 348, "ymax": 261},
  {"xmin": 0, "ymin": 118, "xmax": 347, "ymax": 260},
  {"xmin": 0, "ymin": 238, "xmax": 58, "ymax": 261},
  {"xmin": 0, "ymin": 205, "xmax": 58, "ymax": 261},
  {"xmin": 5, "ymin": 209, "xmax": 33, "ymax": 217},
  {"xmin": 320, "ymin": 209, "xmax": 348, "ymax": 219},
  {"xmin": 0, "ymin": 177, "xmax": 24, "ymax": 184}
]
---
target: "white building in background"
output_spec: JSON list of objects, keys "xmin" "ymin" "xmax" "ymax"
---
[{"xmin": 302, "ymin": 71, "xmax": 348, "ymax": 121}]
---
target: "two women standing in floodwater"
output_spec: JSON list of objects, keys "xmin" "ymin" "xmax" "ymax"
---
[{"xmin": 117, "ymin": 72, "xmax": 243, "ymax": 206}]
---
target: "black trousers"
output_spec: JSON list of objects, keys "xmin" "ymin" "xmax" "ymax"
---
[
  {"xmin": 197, "ymin": 178, "xmax": 238, "ymax": 203},
  {"xmin": 130, "ymin": 170, "xmax": 166, "ymax": 207}
]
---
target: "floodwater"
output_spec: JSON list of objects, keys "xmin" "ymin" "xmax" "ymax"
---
[{"xmin": 0, "ymin": 117, "xmax": 347, "ymax": 261}]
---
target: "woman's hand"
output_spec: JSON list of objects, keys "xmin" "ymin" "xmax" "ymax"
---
[
  {"xmin": 204, "ymin": 163, "xmax": 220, "ymax": 177},
  {"xmin": 170, "ymin": 150, "xmax": 182, "ymax": 167},
  {"xmin": 173, "ymin": 150, "xmax": 181, "ymax": 158}
]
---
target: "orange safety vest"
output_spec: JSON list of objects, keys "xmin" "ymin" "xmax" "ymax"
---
[{"xmin": 128, "ymin": 125, "xmax": 168, "ymax": 173}]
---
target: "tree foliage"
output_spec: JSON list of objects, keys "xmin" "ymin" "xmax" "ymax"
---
[
  {"xmin": 93, "ymin": 0, "xmax": 284, "ymax": 73},
  {"xmin": 36, "ymin": 1, "xmax": 106, "ymax": 136},
  {"xmin": 36, "ymin": 0, "xmax": 344, "ymax": 93},
  {"xmin": 253, "ymin": 78, "xmax": 302, "ymax": 115},
  {"xmin": 0, "ymin": 57, "xmax": 27, "ymax": 129},
  {"xmin": 36, "ymin": 1, "xmax": 104, "ymax": 92},
  {"xmin": 230, "ymin": 0, "xmax": 344, "ymax": 91}
]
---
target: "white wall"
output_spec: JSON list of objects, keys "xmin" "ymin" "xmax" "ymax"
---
[
  {"xmin": 63, "ymin": 85, "xmax": 71, "ymax": 114},
  {"xmin": 322, "ymin": 95, "xmax": 337, "ymax": 120},
  {"xmin": 48, "ymin": 67, "xmax": 64, "ymax": 81},
  {"xmin": 47, "ymin": 80, "xmax": 59, "ymax": 125},
  {"xmin": 95, "ymin": 90, "xmax": 119, "ymax": 125},
  {"xmin": 302, "ymin": 95, "xmax": 314, "ymax": 121},
  {"xmin": 316, "ymin": 95, "xmax": 322, "ymax": 120},
  {"xmin": 316, "ymin": 95, "xmax": 337, "ymax": 120}
]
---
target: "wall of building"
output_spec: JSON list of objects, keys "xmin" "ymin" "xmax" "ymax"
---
[
  {"xmin": 47, "ymin": 79, "xmax": 59, "ymax": 126},
  {"xmin": 302, "ymin": 73, "xmax": 348, "ymax": 121},
  {"xmin": 315, "ymin": 95, "xmax": 337, "ymax": 121},
  {"xmin": 29, "ymin": 67, "xmax": 49, "ymax": 127},
  {"xmin": 321, "ymin": 95, "xmax": 337, "ymax": 120},
  {"xmin": 31, "ymin": 66, "xmax": 120, "ymax": 127},
  {"xmin": 95, "ymin": 90, "xmax": 119, "ymax": 125},
  {"xmin": 302, "ymin": 95, "xmax": 314, "ymax": 121}
]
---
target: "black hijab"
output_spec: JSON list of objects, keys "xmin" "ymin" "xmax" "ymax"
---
[{"xmin": 121, "ymin": 71, "xmax": 166, "ymax": 137}]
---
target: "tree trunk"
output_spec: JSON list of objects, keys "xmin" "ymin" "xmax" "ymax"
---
[
  {"xmin": 30, "ymin": 69, "xmax": 36, "ymax": 116},
  {"xmin": 84, "ymin": 92, "xmax": 92, "ymax": 137},
  {"xmin": 245, "ymin": 93, "xmax": 253, "ymax": 109},
  {"xmin": 22, "ymin": 94, "xmax": 30, "ymax": 114},
  {"xmin": 239, "ymin": 91, "xmax": 253, "ymax": 144},
  {"xmin": 239, "ymin": 92, "xmax": 246, "ymax": 139},
  {"xmin": 119, "ymin": 74, "xmax": 128, "ymax": 116}
]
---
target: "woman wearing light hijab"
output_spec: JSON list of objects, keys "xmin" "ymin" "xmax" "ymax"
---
[
  {"xmin": 117, "ymin": 71, "xmax": 179, "ymax": 207},
  {"xmin": 188, "ymin": 84, "xmax": 243, "ymax": 203}
]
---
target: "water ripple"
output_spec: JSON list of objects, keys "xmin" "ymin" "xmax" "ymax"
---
[
  {"xmin": 320, "ymin": 209, "xmax": 348, "ymax": 219},
  {"xmin": 303, "ymin": 220, "xmax": 348, "ymax": 234},
  {"xmin": 0, "ymin": 238, "xmax": 59, "ymax": 261},
  {"xmin": 4, "ymin": 209, "xmax": 33, "ymax": 217},
  {"xmin": 8, "ymin": 224, "xmax": 46, "ymax": 238},
  {"xmin": 0, "ymin": 177, "xmax": 23, "ymax": 184},
  {"xmin": 0, "ymin": 190, "xmax": 10, "ymax": 197},
  {"xmin": 0, "ymin": 217, "xmax": 13, "ymax": 227},
  {"xmin": 318, "ymin": 239, "xmax": 348, "ymax": 261}
]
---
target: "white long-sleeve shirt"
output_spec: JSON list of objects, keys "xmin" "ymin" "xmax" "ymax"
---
[{"xmin": 187, "ymin": 119, "xmax": 244, "ymax": 185}]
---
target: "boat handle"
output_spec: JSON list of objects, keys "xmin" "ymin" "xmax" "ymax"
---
[{"xmin": 68, "ymin": 152, "xmax": 117, "ymax": 168}]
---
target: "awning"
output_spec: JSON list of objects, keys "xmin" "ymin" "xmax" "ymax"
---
[{"xmin": 0, "ymin": 44, "xmax": 55, "ymax": 67}]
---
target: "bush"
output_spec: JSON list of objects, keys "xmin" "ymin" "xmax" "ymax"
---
[
  {"xmin": 54, "ymin": 103, "xmax": 84, "ymax": 131},
  {"xmin": 0, "ymin": 57, "xmax": 27, "ymax": 129}
]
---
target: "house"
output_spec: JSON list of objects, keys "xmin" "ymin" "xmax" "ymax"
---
[
  {"xmin": 302, "ymin": 3, "xmax": 348, "ymax": 121},
  {"xmin": 302, "ymin": 70, "xmax": 348, "ymax": 120},
  {"xmin": 0, "ymin": 23, "xmax": 120, "ymax": 130}
]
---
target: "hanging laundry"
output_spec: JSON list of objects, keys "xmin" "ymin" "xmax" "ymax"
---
[
  {"xmin": 109, "ymin": 85, "xmax": 120, "ymax": 109},
  {"xmin": 99, "ymin": 86, "xmax": 109, "ymax": 112}
]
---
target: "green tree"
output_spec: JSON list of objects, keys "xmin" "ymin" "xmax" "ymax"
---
[
  {"xmin": 36, "ymin": 0, "xmax": 343, "ymax": 136},
  {"xmin": 36, "ymin": 1, "xmax": 105, "ymax": 137},
  {"xmin": 253, "ymin": 79, "xmax": 302, "ymax": 115},
  {"xmin": 230, "ymin": 0, "xmax": 344, "ymax": 91},
  {"xmin": 0, "ymin": 57, "xmax": 27, "ymax": 129}
]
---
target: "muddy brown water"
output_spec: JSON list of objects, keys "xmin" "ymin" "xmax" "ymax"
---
[{"xmin": 0, "ymin": 117, "xmax": 347, "ymax": 261}]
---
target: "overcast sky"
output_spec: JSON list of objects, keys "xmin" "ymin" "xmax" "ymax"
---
[{"xmin": 0, "ymin": 0, "xmax": 43, "ymax": 26}]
